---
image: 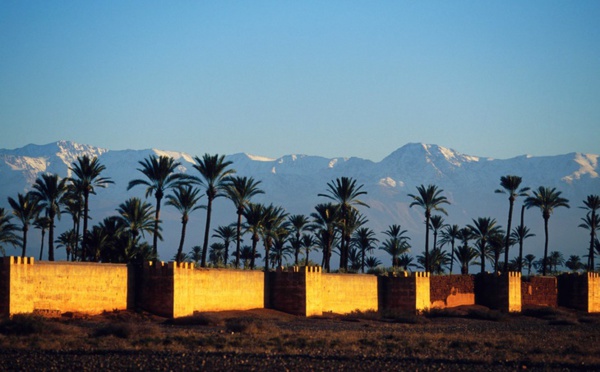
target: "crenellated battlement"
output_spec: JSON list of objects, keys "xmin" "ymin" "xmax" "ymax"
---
[
  {"xmin": 1, "ymin": 256, "xmax": 35, "ymax": 265},
  {"xmin": 508, "ymin": 271, "xmax": 522, "ymax": 278},
  {"xmin": 414, "ymin": 272, "xmax": 429, "ymax": 278}
]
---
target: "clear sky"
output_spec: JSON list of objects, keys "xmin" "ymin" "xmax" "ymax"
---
[{"xmin": 1, "ymin": 1, "xmax": 599, "ymax": 161}]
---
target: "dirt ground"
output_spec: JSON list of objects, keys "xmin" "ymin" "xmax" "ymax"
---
[{"xmin": 0, "ymin": 306, "xmax": 599, "ymax": 371}]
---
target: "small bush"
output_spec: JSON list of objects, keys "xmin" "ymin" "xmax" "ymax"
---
[
  {"xmin": 225, "ymin": 317, "xmax": 276, "ymax": 334},
  {"xmin": 92, "ymin": 323, "xmax": 134, "ymax": 339},
  {"xmin": 0, "ymin": 314, "xmax": 50, "ymax": 335}
]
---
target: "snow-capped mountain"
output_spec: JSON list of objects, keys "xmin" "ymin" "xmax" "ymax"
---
[{"xmin": 1, "ymin": 140, "xmax": 598, "ymax": 268}]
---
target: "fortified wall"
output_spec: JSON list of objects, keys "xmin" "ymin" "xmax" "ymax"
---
[{"xmin": 1, "ymin": 257, "xmax": 599, "ymax": 318}]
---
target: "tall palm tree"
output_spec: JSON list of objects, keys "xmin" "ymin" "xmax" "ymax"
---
[
  {"xmin": 380, "ymin": 224, "xmax": 411, "ymax": 268},
  {"xmin": 31, "ymin": 173, "xmax": 68, "ymax": 261},
  {"xmin": 0, "ymin": 208, "xmax": 21, "ymax": 256},
  {"xmin": 454, "ymin": 244, "xmax": 478, "ymax": 275},
  {"xmin": 524, "ymin": 254, "xmax": 536, "ymax": 276},
  {"xmin": 287, "ymin": 214, "xmax": 310, "ymax": 265},
  {"xmin": 55, "ymin": 229, "xmax": 78, "ymax": 261},
  {"xmin": 351, "ymin": 227, "xmax": 378, "ymax": 273},
  {"xmin": 408, "ymin": 184, "xmax": 450, "ymax": 272},
  {"xmin": 61, "ymin": 188, "xmax": 83, "ymax": 260},
  {"xmin": 33, "ymin": 215, "xmax": 51, "ymax": 260},
  {"xmin": 525, "ymin": 186, "xmax": 570, "ymax": 275},
  {"xmin": 310, "ymin": 203, "xmax": 340, "ymax": 272},
  {"xmin": 439, "ymin": 224, "xmax": 460, "ymax": 274},
  {"xmin": 259, "ymin": 204, "xmax": 288, "ymax": 271},
  {"xmin": 8, "ymin": 192, "xmax": 43, "ymax": 258},
  {"xmin": 166, "ymin": 185, "xmax": 204, "ymax": 263},
  {"xmin": 300, "ymin": 233, "xmax": 316, "ymax": 266},
  {"xmin": 318, "ymin": 177, "xmax": 369, "ymax": 271},
  {"xmin": 468, "ymin": 217, "xmax": 502, "ymax": 274},
  {"xmin": 429, "ymin": 215, "xmax": 447, "ymax": 251},
  {"xmin": 191, "ymin": 154, "xmax": 235, "ymax": 267},
  {"xmin": 495, "ymin": 175, "xmax": 530, "ymax": 273},
  {"xmin": 579, "ymin": 213, "xmax": 599, "ymax": 271},
  {"xmin": 127, "ymin": 155, "xmax": 185, "ymax": 259},
  {"xmin": 212, "ymin": 224, "xmax": 237, "ymax": 266},
  {"xmin": 269, "ymin": 229, "xmax": 292, "ymax": 268},
  {"xmin": 116, "ymin": 197, "xmax": 157, "ymax": 261},
  {"xmin": 242, "ymin": 203, "xmax": 265, "ymax": 270},
  {"xmin": 580, "ymin": 195, "xmax": 600, "ymax": 271},
  {"xmin": 224, "ymin": 176, "xmax": 264, "ymax": 268},
  {"xmin": 69, "ymin": 155, "xmax": 113, "ymax": 261},
  {"xmin": 510, "ymin": 225, "xmax": 535, "ymax": 272}
]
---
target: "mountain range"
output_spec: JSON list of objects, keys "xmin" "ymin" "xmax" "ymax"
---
[{"xmin": 0, "ymin": 140, "xmax": 598, "ymax": 269}]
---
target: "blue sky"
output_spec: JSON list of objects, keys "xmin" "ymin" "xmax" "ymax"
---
[{"xmin": 1, "ymin": 1, "xmax": 599, "ymax": 161}]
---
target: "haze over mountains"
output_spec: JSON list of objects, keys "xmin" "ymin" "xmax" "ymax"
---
[{"xmin": 0, "ymin": 140, "xmax": 598, "ymax": 269}]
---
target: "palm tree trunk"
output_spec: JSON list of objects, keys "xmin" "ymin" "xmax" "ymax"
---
[
  {"xmin": 153, "ymin": 195, "xmax": 162, "ymax": 260},
  {"xmin": 48, "ymin": 215, "xmax": 55, "ymax": 261},
  {"xmin": 39, "ymin": 229, "xmax": 45, "ymax": 261},
  {"xmin": 449, "ymin": 242, "xmax": 454, "ymax": 274},
  {"xmin": 250, "ymin": 235, "xmax": 258, "ymax": 269},
  {"xmin": 294, "ymin": 232, "xmax": 300, "ymax": 266},
  {"xmin": 224, "ymin": 241, "xmax": 230, "ymax": 267},
  {"xmin": 235, "ymin": 210, "xmax": 242, "ymax": 268},
  {"xmin": 589, "ymin": 212, "xmax": 596, "ymax": 271},
  {"xmin": 424, "ymin": 215, "xmax": 430, "ymax": 272},
  {"xmin": 201, "ymin": 197, "xmax": 213, "ymax": 267},
  {"xmin": 21, "ymin": 227, "xmax": 28, "ymax": 258},
  {"xmin": 504, "ymin": 199, "xmax": 514, "ymax": 273},
  {"xmin": 82, "ymin": 193, "xmax": 90, "ymax": 261},
  {"xmin": 176, "ymin": 219, "xmax": 188, "ymax": 263},
  {"xmin": 264, "ymin": 240, "xmax": 270, "ymax": 272},
  {"xmin": 480, "ymin": 242, "xmax": 486, "ymax": 274},
  {"xmin": 543, "ymin": 217, "xmax": 549, "ymax": 276}
]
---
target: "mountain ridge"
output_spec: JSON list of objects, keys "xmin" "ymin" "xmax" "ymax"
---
[{"xmin": 0, "ymin": 140, "xmax": 598, "ymax": 268}]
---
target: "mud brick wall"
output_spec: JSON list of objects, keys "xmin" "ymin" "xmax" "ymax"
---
[
  {"xmin": 138, "ymin": 261, "xmax": 174, "ymax": 317},
  {"xmin": 430, "ymin": 275, "xmax": 475, "ymax": 308},
  {"xmin": 378, "ymin": 273, "xmax": 430, "ymax": 312},
  {"xmin": 557, "ymin": 273, "xmax": 600, "ymax": 312},
  {"xmin": 270, "ymin": 266, "xmax": 322, "ymax": 316},
  {"xmin": 522, "ymin": 276, "xmax": 557, "ymax": 307},
  {"xmin": 475, "ymin": 272, "xmax": 521, "ymax": 312}
]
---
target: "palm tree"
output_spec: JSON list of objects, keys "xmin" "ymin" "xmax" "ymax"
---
[
  {"xmin": 209, "ymin": 242, "xmax": 226, "ymax": 266},
  {"xmin": 300, "ymin": 233, "xmax": 316, "ymax": 266},
  {"xmin": 365, "ymin": 256, "xmax": 382, "ymax": 272},
  {"xmin": 468, "ymin": 217, "xmax": 502, "ymax": 274},
  {"xmin": 259, "ymin": 204, "xmax": 288, "ymax": 271},
  {"xmin": 318, "ymin": 177, "xmax": 369, "ymax": 271},
  {"xmin": 310, "ymin": 203, "xmax": 340, "ymax": 272},
  {"xmin": 166, "ymin": 185, "xmax": 204, "ymax": 263},
  {"xmin": 408, "ymin": 184, "xmax": 450, "ymax": 272},
  {"xmin": 116, "ymin": 197, "xmax": 157, "ymax": 261},
  {"xmin": 524, "ymin": 254, "xmax": 536, "ymax": 276},
  {"xmin": 510, "ymin": 225, "xmax": 535, "ymax": 272},
  {"xmin": 212, "ymin": 224, "xmax": 237, "ymax": 266},
  {"xmin": 0, "ymin": 208, "xmax": 21, "ymax": 256},
  {"xmin": 8, "ymin": 192, "xmax": 43, "ymax": 258},
  {"xmin": 30, "ymin": 173, "xmax": 68, "ymax": 261},
  {"xmin": 487, "ymin": 232, "xmax": 507, "ymax": 274},
  {"xmin": 380, "ymin": 225, "xmax": 411, "ymax": 268},
  {"xmin": 55, "ymin": 229, "xmax": 78, "ymax": 261},
  {"xmin": 579, "ymin": 213, "xmax": 600, "ymax": 271},
  {"xmin": 189, "ymin": 245, "xmax": 202, "ymax": 266},
  {"xmin": 525, "ymin": 186, "xmax": 570, "ymax": 275},
  {"xmin": 33, "ymin": 216, "xmax": 51, "ymax": 260},
  {"xmin": 454, "ymin": 244, "xmax": 478, "ymax": 275},
  {"xmin": 580, "ymin": 195, "xmax": 600, "ymax": 271},
  {"xmin": 351, "ymin": 227, "xmax": 378, "ymax": 273},
  {"xmin": 439, "ymin": 224, "xmax": 460, "ymax": 274},
  {"xmin": 418, "ymin": 246, "xmax": 449, "ymax": 274},
  {"xmin": 347, "ymin": 247, "xmax": 362, "ymax": 272},
  {"xmin": 69, "ymin": 155, "xmax": 113, "ymax": 261},
  {"xmin": 548, "ymin": 251, "xmax": 565, "ymax": 274},
  {"xmin": 190, "ymin": 154, "xmax": 235, "ymax": 267},
  {"xmin": 287, "ymin": 214, "xmax": 310, "ymax": 265},
  {"xmin": 565, "ymin": 255, "xmax": 584, "ymax": 272},
  {"xmin": 127, "ymin": 155, "xmax": 185, "ymax": 260},
  {"xmin": 242, "ymin": 203, "xmax": 265, "ymax": 270},
  {"xmin": 61, "ymin": 189, "xmax": 83, "ymax": 260},
  {"xmin": 269, "ymin": 229, "xmax": 292, "ymax": 268},
  {"xmin": 495, "ymin": 175, "xmax": 530, "ymax": 273},
  {"xmin": 397, "ymin": 253, "xmax": 416, "ymax": 272},
  {"xmin": 223, "ymin": 176, "xmax": 264, "ymax": 268},
  {"xmin": 429, "ymin": 215, "xmax": 447, "ymax": 251},
  {"xmin": 83, "ymin": 225, "xmax": 112, "ymax": 262}
]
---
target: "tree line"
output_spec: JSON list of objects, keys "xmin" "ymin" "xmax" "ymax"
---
[{"xmin": 0, "ymin": 154, "xmax": 598, "ymax": 276}]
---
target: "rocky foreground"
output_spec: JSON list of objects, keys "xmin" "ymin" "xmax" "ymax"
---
[{"xmin": 0, "ymin": 306, "xmax": 598, "ymax": 371}]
